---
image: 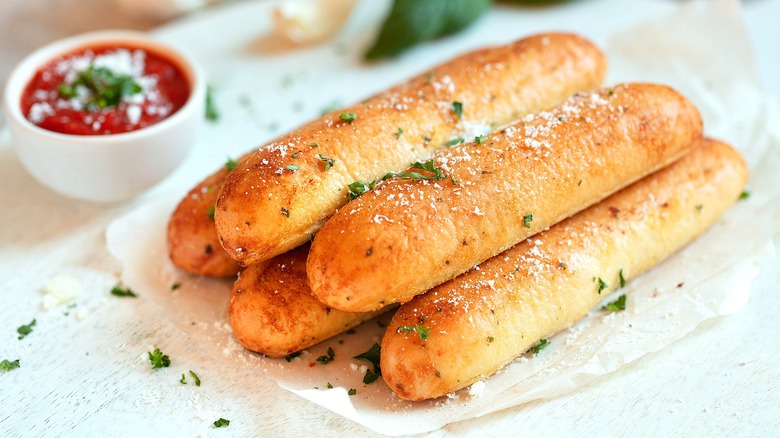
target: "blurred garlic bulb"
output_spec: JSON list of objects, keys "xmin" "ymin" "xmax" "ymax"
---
[{"xmin": 273, "ymin": 0, "xmax": 356, "ymax": 44}]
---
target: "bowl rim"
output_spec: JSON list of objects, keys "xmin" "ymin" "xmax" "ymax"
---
[{"xmin": 2, "ymin": 29, "xmax": 206, "ymax": 145}]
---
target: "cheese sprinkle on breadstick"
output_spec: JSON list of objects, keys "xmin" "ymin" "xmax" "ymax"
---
[
  {"xmin": 307, "ymin": 83, "xmax": 703, "ymax": 312},
  {"xmin": 381, "ymin": 139, "xmax": 748, "ymax": 401}
]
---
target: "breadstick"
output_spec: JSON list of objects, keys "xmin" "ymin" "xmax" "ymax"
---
[
  {"xmin": 167, "ymin": 162, "xmax": 243, "ymax": 277},
  {"xmin": 307, "ymin": 83, "xmax": 703, "ymax": 312},
  {"xmin": 229, "ymin": 245, "xmax": 389, "ymax": 358},
  {"xmin": 215, "ymin": 33, "xmax": 606, "ymax": 266},
  {"xmin": 380, "ymin": 138, "xmax": 748, "ymax": 400}
]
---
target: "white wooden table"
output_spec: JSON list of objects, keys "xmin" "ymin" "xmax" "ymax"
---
[{"xmin": 2, "ymin": 0, "xmax": 779, "ymax": 436}]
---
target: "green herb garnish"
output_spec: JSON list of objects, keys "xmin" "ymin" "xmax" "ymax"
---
[
  {"xmin": 225, "ymin": 157, "xmax": 238, "ymax": 172},
  {"xmin": 285, "ymin": 352, "xmax": 301, "ymax": 362},
  {"xmin": 396, "ymin": 159, "xmax": 445, "ymax": 181},
  {"xmin": 602, "ymin": 294, "xmax": 626, "ymax": 312},
  {"xmin": 364, "ymin": 0, "xmax": 491, "ymax": 60},
  {"xmin": 316, "ymin": 347, "xmax": 335, "ymax": 364},
  {"xmin": 523, "ymin": 213, "xmax": 533, "ymax": 229},
  {"xmin": 445, "ymin": 137, "xmax": 465, "ymax": 147},
  {"xmin": 58, "ymin": 65, "xmax": 142, "ymax": 110},
  {"xmin": 527, "ymin": 338, "xmax": 549, "ymax": 355},
  {"xmin": 339, "ymin": 112, "xmax": 357, "ymax": 123},
  {"xmin": 348, "ymin": 388, "xmax": 357, "ymax": 396},
  {"xmin": 207, "ymin": 205, "xmax": 216, "ymax": 220},
  {"xmin": 189, "ymin": 370, "xmax": 201, "ymax": 386},
  {"xmin": 148, "ymin": 348, "xmax": 170, "ymax": 369},
  {"xmin": 206, "ymin": 86, "xmax": 219, "ymax": 121},
  {"xmin": 452, "ymin": 101, "xmax": 463, "ymax": 119},
  {"xmin": 475, "ymin": 134, "xmax": 486, "ymax": 144},
  {"xmin": 171, "ymin": 282, "xmax": 182, "ymax": 291},
  {"xmin": 739, "ymin": 190, "xmax": 751, "ymax": 200},
  {"xmin": 286, "ymin": 164, "xmax": 299, "ymax": 171},
  {"xmin": 397, "ymin": 324, "xmax": 430, "ymax": 340},
  {"xmin": 16, "ymin": 319, "xmax": 36, "ymax": 340},
  {"xmin": 0, "ymin": 359, "xmax": 20, "ymax": 372},
  {"xmin": 354, "ymin": 343, "xmax": 381, "ymax": 384},
  {"xmin": 619, "ymin": 269, "xmax": 626, "ymax": 288},
  {"xmin": 317, "ymin": 154, "xmax": 335, "ymax": 170},
  {"xmin": 597, "ymin": 277, "xmax": 608, "ymax": 295},
  {"xmin": 290, "ymin": 152, "xmax": 299, "ymax": 158},
  {"xmin": 395, "ymin": 127, "xmax": 404, "ymax": 139},
  {"xmin": 326, "ymin": 382, "xmax": 334, "ymax": 389},
  {"xmin": 213, "ymin": 418, "xmax": 230, "ymax": 428},
  {"xmin": 180, "ymin": 373, "xmax": 187, "ymax": 384},
  {"xmin": 111, "ymin": 284, "xmax": 137, "ymax": 298},
  {"xmin": 348, "ymin": 181, "xmax": 370, "ymax": 200}
]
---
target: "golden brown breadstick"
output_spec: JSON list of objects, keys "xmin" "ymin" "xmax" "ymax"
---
[
  {"xmin": 229, "ymin": 245, "xmax": 389, "ymax": 358},
  {"xmin": 381, "ymin": 139, "xmax": 748, "ymax": 401},
  {"xmin": 307, "ymin": 83, "xmax": 703, "ymax": 312},
  {"xmin": 215, "ymin": 33, "xmax": 607, "ymax": 266},
  {"xmin": 167, "ymin": 160, "xmax": 243, "ymax": 277}
]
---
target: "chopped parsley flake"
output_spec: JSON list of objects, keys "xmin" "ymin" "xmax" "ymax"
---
[
  {"xmin": 284, "ymin": 352, "xmax": 301, "ymax": 362},
  {"xmin": 527, "ymin": 338, "xmax": 549, "ymax": 355},
  {"xmin": 286, "ymin": 164, "xmax": 299, "ymax": 171},
  {"xmin": 290, "ymin": 152, "xmax": 299, "ymax": 158},
  {"xmin": 348, "ymin": 181, "xmax": 370, "ymax": 200},
  {"xmin": 739, "ymin": 190, "xmax": 750, "ymax": 200},
  {"xmin": 446, "ymin": 137, "xmax": 465, "ymax": 147},
  {"xmin": 207, "ymin": 205, "xmax": 216, "ymax": 220},
  {"xmin": 310, "ymin": 142, "xmax": 318, "ymax": 148},
  {"xmin": 619, "ymin": 269, "xmax": 626, "ymax": 288},
  {"xmin": 225, "ymin": 157, "xmax": 238, "ymax": 172},
  {"xmin": 316, "ymin": 347, "xmax": 335, "ymax": 364},
  {"xmin": 523, "ymin": 213, "xmax": 533, "ymax": 229},
  {"xmin": 148, "ymin": 348, "xmax": 170, "ymax": 369},
  {"xmin": 0, "ymin": 359, "xmax": 20, "ymax": 372},
  {"xmin": 396, "ymin": 159, "xmax": 445, "ymax": 181},
  {"xmin": 171, "ymin": 282, "xmax": 182, "ymax": 291},
  {"xmin": 339, "ymin": 111, "xmax": 357, "ymax": 123},
  {"xmin": 180, "ymin": 373, "xmax": 187, "ymax": 384},
  {"xmin": 422, "ymin": 135, "xmax": 432, "ymax": 142},
  {"xmin": 111, "ymin": 284, "xmax": 137, "ymax": 298},
  {"xmin": 317, "ymin": 154, "xmax": 335, "ymax": 170},
  {"xmin": 348, "ymin": 388, "xmax": 357, "ymax": 396},
  {"xmin": 189, "ymin": 370, "xmax": 201, "ymax": 386},
  {"xmin": 475, "ymin": 135, "xmax": 486, "ymax": 144},
  {"xmin": 397, "ymin": 324, "xmax": 430, "ymax": 340},
  {"xmin": 16, "ymin": 319, "xmax": 36, "ymax": 340},
  {"xmin": 353, "ymin": 343, "xmax": 381, "ymax": 383},
  {"xmin": 602, "ymin": 294, "xmax": 627, "ymax": 312},
  {"xmin": 452, "ymin": 101, "xmax": 463, "ymax": 119},
  {"xmin": 213, "ymin": 418, "xmax": 230, "ymax": 428},
  {"xmin": 597, "ymin": 277, "xmax": 608, "ymax": 294},
  {"xmin": 206, "ymin": 86, "xmax": 219, "ymax": 122},
  {"xmin": 327, "ymin": 382, "xmax": 334, "ymax": 389},
  {"xmin": 395, "ymin": 127, "xmax": 404, "ymax": 139}
]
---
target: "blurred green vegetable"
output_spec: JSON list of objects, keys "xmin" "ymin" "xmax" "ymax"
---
[{"xmin": 365, "ymin": 0, "xmax": 493, "ymax": 60}]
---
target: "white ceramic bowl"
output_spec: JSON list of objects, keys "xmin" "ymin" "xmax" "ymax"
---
[{"xmin": 2, "ymin": 30, "xmax": 205, "ymax": 203}]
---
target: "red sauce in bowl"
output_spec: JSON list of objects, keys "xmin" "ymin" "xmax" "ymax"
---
[{"xmin": 20, "ymin": 45, "xmax": 190, "ymax": 136}]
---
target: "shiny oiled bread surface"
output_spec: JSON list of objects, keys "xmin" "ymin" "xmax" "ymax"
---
[
  {"xmin": 380, "ymin": 139, "xmax": 748, "ymax": 401},
  {"xmin": 215, "ymin": 33, "xmax": 606, "ymax": 266},
  {"xmin": 229, "ymin": 245, "xmax": 388, "ymax": 358},
  {"xmin": 307, "ymin": 83, "xmax": 703, "ymax": 312},
  {"xmin": 167, "ymin": 164, "xmax": 242, "ymax": 277}
]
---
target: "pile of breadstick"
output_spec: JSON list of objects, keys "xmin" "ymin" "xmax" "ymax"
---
[{"xmin": 167, "ymin": 33, "xmax": 747, "ymax": 401}]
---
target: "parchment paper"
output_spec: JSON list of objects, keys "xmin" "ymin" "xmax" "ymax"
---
[{"xmin": 106, "ymin": 0, "xmax": 780, "ymax": 434}]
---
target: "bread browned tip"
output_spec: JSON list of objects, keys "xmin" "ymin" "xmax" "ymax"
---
[
  {"xmin": 167, "ymin": 167, "xmax": 241, "ymax": 277},
  {"xmin": 380, "ymin": 138, "xmax": 748, "ymax": 401},
  {"xmin": 229, "ymin": 245, "xmax": 389, "ymax": 358},
  {"xmin": 215, "ymin": 33, "xmax": 607, "ymax": 266},
  {"xmin": 308, "ymin": 83, "xmax": 703, "ymax": 313}
]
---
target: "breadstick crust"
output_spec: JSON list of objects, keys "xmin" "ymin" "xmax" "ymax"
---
[
  {"xmin": 229, "ymin": 245, "xmax": 388, "ymax": 358},
  {"xmin": 381, "ymin": 139, "xmax": 748, "ymax": 401},
  {"xmin": 307, "ymin": 83, "xmax": 703, "ymax": 312},
  {"xmin": 167, "ymin": 165, "xmax": 241, "ymax": 277},
  {"xmin": 215, "ymin": 33, "xmax": 607, "ymax": 266}
]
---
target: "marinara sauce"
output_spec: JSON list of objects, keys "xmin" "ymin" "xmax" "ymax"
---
[{"xmin": 20, "ymin": 45, "xmax": 189, "ymax": 135}]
